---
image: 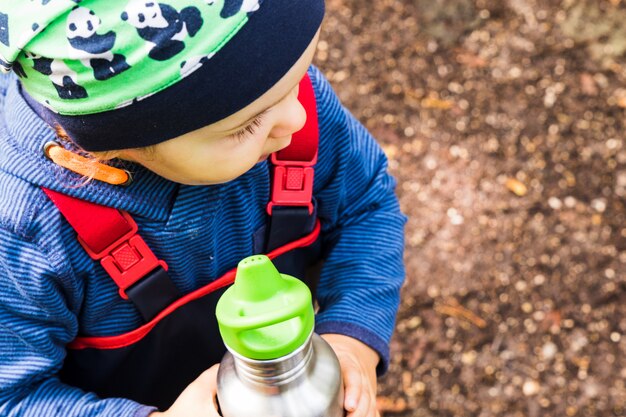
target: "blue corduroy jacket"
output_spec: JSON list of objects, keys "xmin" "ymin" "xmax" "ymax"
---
[{"xmin": 0, "ymin": 66, "xmax": 406, "ymax": 417}]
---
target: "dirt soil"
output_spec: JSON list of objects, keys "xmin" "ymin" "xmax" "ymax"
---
[{"xmin": 315, "ymin": 1, "xmax": 626, "ymax": 416}]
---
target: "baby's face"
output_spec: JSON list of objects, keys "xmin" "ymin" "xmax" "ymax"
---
[{"xmin": 116, "ymin": 31, "xmax": 319, "ymax": 186}]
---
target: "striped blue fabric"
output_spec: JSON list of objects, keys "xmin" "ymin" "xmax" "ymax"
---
[{"xmin": 0, "ymin": 66, "xmax": 406, "ymax": 417}]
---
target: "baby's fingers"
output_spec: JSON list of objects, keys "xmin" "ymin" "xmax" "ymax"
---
[
  {"xmin": 342, "ymin": 363, "xmax": 363, "ymax": 413},
  {"xmin": 195, "ymin": 365, "xmax": 221, "ymax": 408},
  {"xmin": 321, "ymin": 334, "xmax": 380, "ymax": 417},
  {"xmin": 347, "ymin": 386, "xmax": 373, "ymax": 417},
  {"xmin": 343, "ymin": 365, "xmax": 377, "ymax": 417}
]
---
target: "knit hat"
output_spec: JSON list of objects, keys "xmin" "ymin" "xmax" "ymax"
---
[{"xmin": 0, "ymin": 0, "xmax": 324, "ymax": 151}]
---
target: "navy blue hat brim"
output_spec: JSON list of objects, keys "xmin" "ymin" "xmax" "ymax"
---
[{"xmin": 23, "ymin": 0, "xmax": 325, "ymax": 152}]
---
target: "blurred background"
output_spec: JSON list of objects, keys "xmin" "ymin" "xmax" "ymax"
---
[{"xmin": 315, "ymin": 0, "xmax": 626, "ymax": 416}]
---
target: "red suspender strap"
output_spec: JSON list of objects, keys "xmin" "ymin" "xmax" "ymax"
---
[
  {"xmin": 267, "ymin": 73, "xmax": 318, "ymax": 215},
  {"xmin": 41, "ymin": 188, "xmax": 168, "ymax": 301}
]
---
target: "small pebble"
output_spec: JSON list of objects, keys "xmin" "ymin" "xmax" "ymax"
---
[
  {"xmin": 523, "ymin": 380, "xmax": 540, "ymax": 396},
  {"xmin": 541, "ymin": 342, "xmax": 558, "ymax": 359},
  {"xmin": 591, "ymin": 198, "xmax": 607, "ymax": 213},
  {"xmin": 564, "ymin": 196, "xmax": 577, "ymax": 208},
  {"xmin": 533, "ymin": 274, "xmax": 546, "ymax": 285},
  {"xmin": 548, "ymin": 197, "xmax": 563, "ymax": 210}
]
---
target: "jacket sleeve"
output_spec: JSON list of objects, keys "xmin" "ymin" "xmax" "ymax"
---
[
  {"xmin": 0, "ymin": 227, "xmax": 156, "ymax": 417},
  {"xmin": 308, "ymin": 66, "xmax": 407, "ymax": 374}
]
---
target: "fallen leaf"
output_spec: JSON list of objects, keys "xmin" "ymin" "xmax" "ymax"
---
[
  {"xmin": 456, "ymin": 52, "xmax": 488, "ymax": 68},
  {"xmin": 421, "ymin": 97, "xmax": 453, "ymax": 110},
  {"xmin": 506, "ymin": 178, "xmax": 528, "ymax": 196},
  {"xmin": 377, "ymin": 396, "xmax": 408, "ymax": 413},
  {"xmin": 580, "ymin": 73, "xmax": 598, "ymax": 96},
  {"xmin": 541, "ymin": 310, "xmax": 562, "ymax": 332},
  {"xmin": 434, "ymin": 300, "xmax": 487, "ymax": 328},
  {"xmin": 592, "ymin": 213, "xmax": 602, "ymax": 225}
]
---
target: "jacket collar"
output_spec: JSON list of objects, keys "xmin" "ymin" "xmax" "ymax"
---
[{"xmin": 0, "ymin": 78, "xmax": 179, "ymax": 222}]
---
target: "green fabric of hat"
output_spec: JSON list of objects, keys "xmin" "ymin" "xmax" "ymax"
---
[{"xmin": 0, "ymin": 0, "xmax": 261, "ymax": 115}]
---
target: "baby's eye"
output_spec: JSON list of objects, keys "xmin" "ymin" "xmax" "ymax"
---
[{"xmin": 230, "ymin": 112, "xmax": 267, "ymax": 143}]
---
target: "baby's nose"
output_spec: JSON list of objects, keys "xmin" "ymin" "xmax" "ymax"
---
[{"xmin": 271, "ymin": 101, "xmax": 307, "ymax": 138}]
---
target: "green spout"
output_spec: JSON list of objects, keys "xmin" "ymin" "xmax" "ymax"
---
[{"xmin": 216, "ymin": 255, "xmax": 314, "ymax": 360}]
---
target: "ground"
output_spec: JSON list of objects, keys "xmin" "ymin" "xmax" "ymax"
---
[{"xmin": 316, "ymin": 1, "xmax": 626, "ymax": 416}]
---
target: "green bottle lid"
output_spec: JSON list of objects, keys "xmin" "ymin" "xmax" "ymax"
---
[{"xmin": 216, "ymin": 255, "xmax": 314, "ymax": 360}]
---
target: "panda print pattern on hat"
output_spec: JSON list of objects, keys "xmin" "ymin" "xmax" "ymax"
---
[
  {"xmin": 67, "ymin": 7, "xmax": 131, "ymax": 80},
  {"xmin": 27, "ymin": 52, "xmax": 88, "ymax": 100},
  {"xmin": 214, "ymin": 0, "xmax": 261, "ymax": 18},
  {"xmin": 0, "ymin": 0, "xmax": 263, "ymax": 115},
  {"xmin": 121, "ymin": 1, "xmax": 203, "ymax": 62}
]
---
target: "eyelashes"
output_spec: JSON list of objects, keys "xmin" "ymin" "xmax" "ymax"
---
[
  {"xmin": 228, "ymin": 86, "xmax": 297, "ymax": 143},
  {"xmin": 231, "ymin": 111, "xmax": 268, "ymax": 143}
]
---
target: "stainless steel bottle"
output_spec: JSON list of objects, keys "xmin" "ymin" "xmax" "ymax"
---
[
  {"xmin": 215, "ymin": 255, "xmax": 344, "ymax": 417},
  {"xmin": 217, "ymin": 332, "xmax": 343, "ymax": 417}
]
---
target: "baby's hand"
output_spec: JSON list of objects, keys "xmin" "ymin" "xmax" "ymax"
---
[
  {"xmin": 321, "ymin": 333, "xmax": 381, "ymax": 417},
  {"xmin": 150, "ymin": 364, "xmax": 221, "ymax": 417}
]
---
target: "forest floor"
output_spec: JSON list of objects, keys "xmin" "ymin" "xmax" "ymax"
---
[{"xmin": 316, "ymin": 1, "xmax": 626, "ymax": 416}]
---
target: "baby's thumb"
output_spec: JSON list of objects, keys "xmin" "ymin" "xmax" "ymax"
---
[
  {"xmin": 191, "ymin": 364, "xmax": 221, "ymax": 411},
  {"xmin": 194, "ymin": 364, "xmax": 220, "ymax": 395}
]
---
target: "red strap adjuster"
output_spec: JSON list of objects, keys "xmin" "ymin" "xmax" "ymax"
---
[
  {"xmin": 267, "ymin": 152, "xmax": 317, "ymax": 215},
  {"xmin": 78, "ymin": 212, "xmax": 168, "ymax": 299}
]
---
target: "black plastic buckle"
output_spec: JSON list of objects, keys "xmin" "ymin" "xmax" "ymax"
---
[{"xmin": 126, "ymin": 266, "xmax": 182, "ymax": 322}]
